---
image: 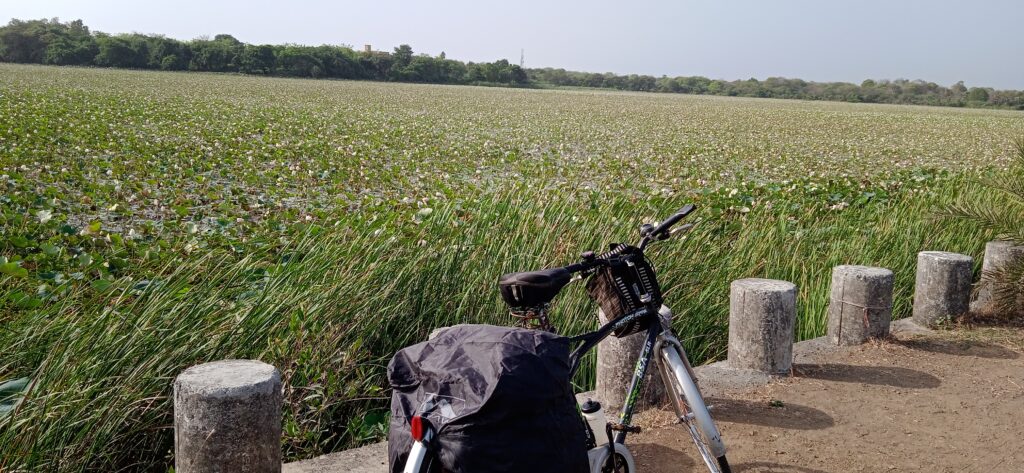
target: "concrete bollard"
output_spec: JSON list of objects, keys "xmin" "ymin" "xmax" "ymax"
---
[
  {"xmin": 974, "ymin": 240, "xmax": 1024, "ymax": 315},
  {"xmin": 913, "ymin": 251, "xmax": 973, "ymax": 327},
  {"xmin": 174, "ymin": 360, "xmax": 283, "ymax": 473},
  {"xmin": 727, "ymin": 278, "xmax": 797, "ymax": 375},
  {"xmin": 596, "ymin": 307, "xmax": 670, "ymax": 412},
  {"xmin": 827, "ymin": 265, "xmax": 894, "ymax": 345}
]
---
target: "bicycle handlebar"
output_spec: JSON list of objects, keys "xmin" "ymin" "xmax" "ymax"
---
[
  {"xmin": 560, "ymin": 204, "xmax": 697, "ymax": 275},
  {"xmin": 647, "ymin": 204, "xmax": 696, "ymax": 240}
]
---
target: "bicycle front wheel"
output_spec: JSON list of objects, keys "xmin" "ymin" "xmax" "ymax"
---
[{"xmin": 658, "ymin": 344, "xmax": 730, "ymax": 473}]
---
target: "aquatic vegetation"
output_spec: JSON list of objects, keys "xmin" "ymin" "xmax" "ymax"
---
[{"xmin": 0, "ymin": 64, "xmax": 1015, "ymax": 470}]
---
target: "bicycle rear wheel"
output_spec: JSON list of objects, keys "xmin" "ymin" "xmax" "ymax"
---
[{"xmin": 658, "ymin": 344, "xmax": 730, "ymax": 473}]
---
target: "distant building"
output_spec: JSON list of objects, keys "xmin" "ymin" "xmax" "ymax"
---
[{"xmin": 364, "ymin": 45, "xmax": 372, "ymax": 53}]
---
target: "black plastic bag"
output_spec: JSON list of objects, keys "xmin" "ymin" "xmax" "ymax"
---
[{"xmin": 387, "ymin": 324, "xmax": 589, "ymax": 473}]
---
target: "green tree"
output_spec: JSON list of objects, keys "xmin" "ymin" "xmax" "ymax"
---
[
  {"xmin": 94, "ymin": 34, "xmax": 149, "ymax": 68},
  {"xmin": 358, "ymin": 51, "xmax": 393, "ymax": 80},
  {"xmin": 481, "ymin": 59, "xmax": 511, "ymax": 83},
  {"xmin": 310, "ymin": 45, "xmax": 362, "ymax": 78},
  {"xmin": 188, "ymin": 35, "xmax": 242, "ymax": 72},
  {"xmin": 42, "ymin": 19, "xmax": 97, "ymax": 65},
  {"xmin": 437, "ymin": 58, "xmax": 467, "ymax": 84},
  {"xmin": 275, "ymin": 46, "xmax": 322, "ymax": 77},
  {"xmin": 238, "ymin": 44, "xmax": 276, "ymax": 74},
  {"xmin": 510, "ymin": 65, "xmax": 528, "ymax": 85},
  {"xmin": 146, "ymin": 36, "xmax": 186, "ymax": 70},
  {"xmin": 404, "ymin": 55, "xmax": 438, "ymax": 82},
  {"xmin": 0, "ymin": 19, "xmax": 48, "ymax": 63},
  {"xmin": 967, "ymin": 87, "xmax": 990, "ymax": 103},
  {"xmin": 392, "ymin": 44, "xmax": 413, "ymax": 71}
]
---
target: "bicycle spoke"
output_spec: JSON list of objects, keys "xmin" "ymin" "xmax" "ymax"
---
[{"xmin": 683, "ymin": 417, "xmax": 720, "ymax": 472}]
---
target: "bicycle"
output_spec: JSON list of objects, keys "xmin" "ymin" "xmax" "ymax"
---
[{"xmin": 401, "ymin": 205, "xmax": 730, "ymax": 473}]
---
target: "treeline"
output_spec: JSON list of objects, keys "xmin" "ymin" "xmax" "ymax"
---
[
  {"xmin": 528, "ymin": 69, "xmax": 1024, "ymax": 110},
  {"xmin": 0, "ymin": 18, "xmax": 528, "ymax": 85},
  {"xmin": 2, "ymin": 18, "xmax": 1023, "ymax": 110}
]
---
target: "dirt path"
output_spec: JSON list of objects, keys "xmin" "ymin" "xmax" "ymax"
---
[{"xmin": 630, "ymin": 323, "xmax": 1024, "ymax": 473}]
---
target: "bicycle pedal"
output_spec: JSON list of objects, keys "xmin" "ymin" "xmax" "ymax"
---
[{"xmin": 608, "ymin": 422, "xmax": 641, "ymax": 433}]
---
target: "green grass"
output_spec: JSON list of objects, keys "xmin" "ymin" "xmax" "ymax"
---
[{"xmin": 0, "ymin": 64, "xmax": 1013, "ymax": 471}]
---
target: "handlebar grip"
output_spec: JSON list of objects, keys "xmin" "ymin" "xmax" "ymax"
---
[
  {"xmin": 565, "ymin": 243, "xmax": 627, "ymax": 274},
  {"xmin": 563, "ymin": 262, "xmax": 589, "ymax": 273},
  {"xmin": 650, "ymin": 204, "xmax": 696, "ymax": 237}
]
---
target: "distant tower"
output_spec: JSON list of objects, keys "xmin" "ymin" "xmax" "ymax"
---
[
  {"xmin": 364, "ymin": 44, "xmax": 372, "ymax": 53},
  {"xmin": 520, "ymin": 49, "xmax": 524, "ymax": 68}
]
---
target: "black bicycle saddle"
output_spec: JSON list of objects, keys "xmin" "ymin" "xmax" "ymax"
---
[{"xmin": 498, "ymin": 267, "xmax": 572, "ymax": 308}]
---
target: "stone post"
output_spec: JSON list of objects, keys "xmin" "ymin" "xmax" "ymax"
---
[
  {"xmin": 973, "ymin": 241, "xmax": 1024, "ymax": 315},
  {"xmin": 728, "ymin": 278, "xmax": 797, "ymax": 375},
  {"xmin": 174, "ymin": 360, "xmax": 282, "ymax": 473},
  {"xmin": 827, "ymin": 265, "xmax": 894, "ymax": 345},
  {"xmin": 913, "ymin": 251, "xmax": 973, "ymax": 327},
  {"xmin": 596, "ymin": 306, "xmax": 671, "ymax": 412}
]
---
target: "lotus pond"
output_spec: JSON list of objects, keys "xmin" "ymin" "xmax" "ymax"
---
[{"xmin": 0, "ymin": 63, "xmax": 1021, "ymax": 471}]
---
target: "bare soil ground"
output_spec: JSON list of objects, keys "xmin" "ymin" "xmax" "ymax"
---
[{"xmin": 630, "ymin": 321, "xmax": 1024, "ymax": 473}]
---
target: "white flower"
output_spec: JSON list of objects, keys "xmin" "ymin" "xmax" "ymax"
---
[{"xmin": 36, "ymin": 210, "xmax": 53, "ymax": 223}]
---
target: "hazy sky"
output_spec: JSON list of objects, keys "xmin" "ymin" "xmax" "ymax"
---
[{"xmin": 4, "ymin": 0, "xmax": 1023, "ymax": 89}]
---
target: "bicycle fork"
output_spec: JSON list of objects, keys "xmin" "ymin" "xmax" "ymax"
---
[{"xmin": 655, "ymin": 332, "xmax": 727, "ymax": 459}]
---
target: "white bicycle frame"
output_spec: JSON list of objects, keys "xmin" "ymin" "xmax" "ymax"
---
[
  {"xmin": 656, "ymin": 321, "xmax": 727, "ymax": 459},
  {"xmin": 402, "ymin": 427, "xmax": 433, "ymax": 473}
]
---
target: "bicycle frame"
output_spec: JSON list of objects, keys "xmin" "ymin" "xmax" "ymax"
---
[
  {"xmin": 568, "ymin": 304, "xmax": 677, "ymax": 445},
  {"xmin": 402, "ymin": 428, "xmax": 433, "ymax": 473},
  {"xmin": 613, "ymin": 318, "xmax": 660, "ymax": 444}
]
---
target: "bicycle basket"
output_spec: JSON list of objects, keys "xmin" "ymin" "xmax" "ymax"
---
[{"xmin": 585, "ymin": 246, "xmax": 662, "ymax": 337}]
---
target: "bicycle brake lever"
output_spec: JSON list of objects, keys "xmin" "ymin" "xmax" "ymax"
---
[
  {"xmin": 655, "ymin": 223, "xmax": 694, "ymax": 241},
  {"xmin": 669, "ymin": 223, "xmax": 695, "ymax": 236}
]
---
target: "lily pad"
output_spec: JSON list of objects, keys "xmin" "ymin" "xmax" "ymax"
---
[
  {"xmin": 0, "ymin": 262, "xmax": 28, "ymax": 278},
  {"xmin": 91, "ymin": 279, "xmax": 113, "ymax": 293},
  {"xmin": 10, "ymin": 291, "xmax": 43, "ymax": 309},
  {"xmin": 0, "ymin": 377, "xmax": 30, "ymax": 418}
]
